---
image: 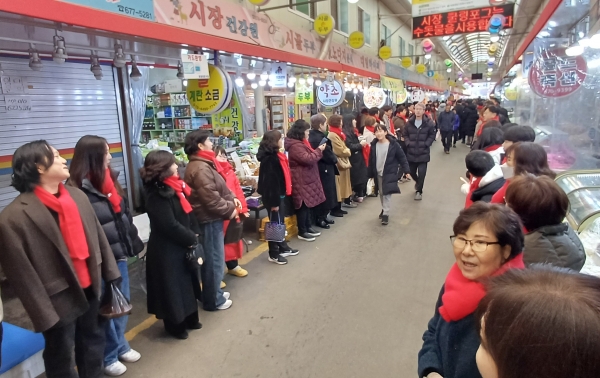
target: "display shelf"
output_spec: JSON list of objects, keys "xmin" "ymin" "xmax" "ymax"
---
[{"xmin": 555, "ymin": 170, "xmax": 600, "ymax": 232}]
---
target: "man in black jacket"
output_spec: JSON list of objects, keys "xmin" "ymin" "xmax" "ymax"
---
[{"xmin": 403, "ymin": 103, "xmax": 437, "ymax": 200}]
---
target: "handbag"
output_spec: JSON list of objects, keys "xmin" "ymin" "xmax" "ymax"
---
[
  {"xmin": 185, "ymin": 243, "xmax": 204, "ymax": 272},
  {"xmin": 224, "ymin": 218, "xmax": 244, "ymax": 244},
  {"xmin": 99, "ymin": 281, "xmax": 133, "ymax": 319},
  {"xmin": 336, "ymin": 156, "xmax": 351, "ymax": 171},
  {"xmin": 264, "ymin": 212, "xmax": 285, "ymax": 242}
]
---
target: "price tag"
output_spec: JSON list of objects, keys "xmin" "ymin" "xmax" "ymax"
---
[{"xmin": 4, "ymin": 96, "xmax": 32, "ymax": 113}]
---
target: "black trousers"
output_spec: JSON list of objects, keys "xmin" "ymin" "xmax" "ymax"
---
[
  {"xmin": 42, "ymin": 288, "xmax": 106, "ymax": 378},
  {"xmin": 441, "ymin": 130, "xmax": 453, "ymax": 152},
  {"xmin": 353, "ymin": 183, "xmax": 367, "ymax": 198},
  {"xmin": 452, "ymin": 130, "xmax": 460, "ymax": 145},
  {"xmin": 409, "ymin": 162, "xmax": 428, "ymax": 194},
  {"xmin": 225, "ymin": 260, "xmax": 238, "ymax": 270},
  {"xmin": 163, "ymin": 311, "xmax": 199, "ymax": 335},
  {"xmin": 295, "ymin": 203, "xmax": 311, "ymax": 234}
]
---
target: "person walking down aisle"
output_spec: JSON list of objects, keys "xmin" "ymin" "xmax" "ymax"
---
[
  {"xmin": 437, "ymin": 103, "xmax": 455, "ymax": 154},
  {"xmin": 141, "ymin": 151, "xmax": 203, "ymax": 340},
  {"xmin": 68, "ymin": 136, "xmax": 144, "ymax": 376},
  {"xmin": 418, "ymin": 202, "xmax": 525, "ymax": 378},
  {"xmin": 368, "ymin": 125, "xmax": 411, "ymax": 225},
  {"xmin": 328, "ymin": 114, "xmax": 353, "ymax": 216},
  {"xmin": 285, "ymin": 120, "xmax": 326, "ymax": 242},
  {"xmin": 184, "ymin": 130, "xmax": 237, "ymax": 311},
  {"xmin": 257, "ymin": 131, "xmax": 299, "ymax": 265},
  {"xmin": 403, "ymin": 103, "xmax": 436, "ymax": 201},
  {"xmin": 475, "ymin": 266, "xmax": 600, "ymax": 378},
  {"xmin": 0, "ymin": 141, "xmax": 121, "ymax": 378},
  {"xmin": 214, "ymin": 147, "xmax": 250, "ymax": 277},
  {"xmin": 343, "ymin": 114, "xmax": 368, "ymax": 203},
  {"xmin": 308, "ymin": 114, "xmax": 338, "ymax": 229}
]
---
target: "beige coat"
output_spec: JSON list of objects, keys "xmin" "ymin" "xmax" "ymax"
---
[
  {"xmin": 0, "ymin": 187, "xmax": 121, "ymax": 332},
  {"xmin": 328, "ymin": 132, "xmax": 353, "ymax": 200}
]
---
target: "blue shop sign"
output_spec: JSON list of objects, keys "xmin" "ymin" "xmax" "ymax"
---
[
  {"xmin": 62, "ymin": 0, "xmax": 155, "ymax": 21},
  {"xmin": 427, "ymin": 70, "xmax": 434, "ymax": 77}
]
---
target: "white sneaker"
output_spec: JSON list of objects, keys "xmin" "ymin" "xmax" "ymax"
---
[
  {"xmin": 217, "ymin": 299, "xmax": 233, "ymax": 310},
  {"xmin": 119, "ymin": 348, "xmax": 141, "ymax": 363},
  {"xmin": 223, "ymin": 292, "xmax": 231, "ymax": 300},
  {"xmin": 104, "ymin": 361, "xmax": 127, "ymax": 376}
]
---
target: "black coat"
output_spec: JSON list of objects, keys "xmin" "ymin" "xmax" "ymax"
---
[
  {"xmin": 257, "ymin": 147, "xmax": 287, "ymax": 209},
  {"xmin": 368, "ymin": 135, "xmax": 410, "ymax": 195},
  {"xmin": 403, "ymin": 115, "xmax": 437, "ymax": 163},
  {"xmin": 418, "ymin": 286, "xmax": 482, "ymax": 378},
  {"xmin": 80, "ymin": 179, "xmax": 143, "ymax": 261},
  {"xmin": 309, "ymin": 129, "xmax": 338, "ymax": 210},
  {"xmin": 470, "ymin": 177, "xmax": 505, "ymax": 203},
  {"xmin": 344, "ymin": 130, "xmax": 369, "ymax": 187},
  {"xmin": 463, "ymin": 105, "xmax": 480, "ymax": 137},
  {"xmin": 144, "ymin": 183, "xmax": 201, "ymax": 324}
]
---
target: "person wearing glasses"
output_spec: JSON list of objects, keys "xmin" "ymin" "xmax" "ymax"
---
[{"xmin": 418, "ymin": 202, "xmax": 525, "ymax": 378}]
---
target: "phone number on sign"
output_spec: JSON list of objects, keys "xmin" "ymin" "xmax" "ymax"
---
[{"xmin": 117, "ymin": 5, "xmax": 152, "ymax": 19}]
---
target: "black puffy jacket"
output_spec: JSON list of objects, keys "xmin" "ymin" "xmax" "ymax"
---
[
  {"xmin": 368, "ymin": 135, "xmax": 410, "ymax": 195},
  {"xmin": 81, "ymin": 178, "xmax": 143, "ymax": 261},
  {"xmin": 403, "ymin": 115, "xmax": 437, "ymax": 163},
  {"xmin": 463, "ymin": 105, "xmax": 480, "ymax": 136}
]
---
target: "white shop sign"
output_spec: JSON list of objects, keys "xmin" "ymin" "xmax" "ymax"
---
[
  {"xmin": 412, "ymin": 0, "xmax": 515, "ymax": 17},
  {"xmin": 1, "ymin": 76, "xmax": 27, "ymax": 94},
  {"xmin": 4, "ymin": 96, "xmax": 32, "ymax": 113},
  {"xmin": 271, "ymin": 63, "xmax": 287, "ymax": 88},
  {"xmin": 181, "ymin": 53, "xmax": 210, "ymax": 80},
  {"xmin": 317, "ymin": 80, "xmax": 344, "ymax": 107}
]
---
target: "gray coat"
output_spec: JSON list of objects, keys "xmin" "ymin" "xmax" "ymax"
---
[{"xmin": 524, "ymin": 223, "xmax": 586, "ymax": 271}]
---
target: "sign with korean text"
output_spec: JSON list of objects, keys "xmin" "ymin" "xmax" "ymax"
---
[
  {"xmin": 529, "ymin": 48, "xmax": 587, "ymax": 98},
  {"xmin": 412, "ymin": 0, "xmax": 514, "ymax": 17},
  {"xmin": 314, "ymin": 14, "xmax": 335, "ymax": 36},
  {"xmin": 271, "ymin": 63, "xmax": 287, "ymax": 88},
  {"xmin": 1, "ymin": 76, "xmax": 26, "ymax": 94},
  {"xmin": 295, "ymin": 82, "xmax": 314, "ymax": 105},
  {"xmin": 348, "ymin": 31, "xmax": 365, "ymax": 49},
  {"xmin": 186, "ymin": 64, "xmax": 233, "ymax": 115},
  {"xmin": 416, "ymin": 64, "xmax": 426, "ymax": 74},
  {"xmin": 363, "ymin": 87, "xmax": 387, "ymax": 108},
  {"xmin": 181, "ymin": 53, "xmax": 210, "ymax": 79},
  {"xmin": 412, "ymin": 3, "xmax": 514, "ymax": 39},
  {"xmin": 4, "ymin": 96, "xmax": 32, "ymax": 113},
  {"xmin": 380, "ymin": 76, "xmax": 404, "ymax": 92},
  {"xmin": 317, "ymin": 81, "xmax": 344, "ymax": 107},
  {"xmin": 212, "ymin": 91, "xmax": 242, "ymax": 136},
  {"xmin": 401, "ymin": 57, "xmax": 412, "ymax": 68},
  {"xmin": 396, "ymin": 88, "xmax": 408, "ymax": 104},
  {"xmin": 62, "ymin": 0, "xmax": 154, "ymax": 20},
  {"xmin": 379, "ymin": 46, "xmax": 392, "ymax": 60}
]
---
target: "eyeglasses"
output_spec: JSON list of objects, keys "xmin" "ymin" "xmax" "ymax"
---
[{"xmin": 450, "ymin": 236, "xmax": 501, "ymax": 253}]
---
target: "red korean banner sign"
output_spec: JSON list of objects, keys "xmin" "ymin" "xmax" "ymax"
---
[
  {"xmin": 412, "ymin": 3, "xmax": 514, "ymax": 39},
  {"xmin": 529, "ymin": 48, "xmax": 587, "ymax": 98},
  {"xmin": 153, "ymin": 0, "xmax": 384, "ymax": 75}
]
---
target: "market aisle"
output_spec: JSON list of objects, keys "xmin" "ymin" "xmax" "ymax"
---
[{"xmin": 125, "ymin": 143, "xmax": 469, "ymax": 378}]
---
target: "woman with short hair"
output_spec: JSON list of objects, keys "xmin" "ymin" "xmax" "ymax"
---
[
  {"xmin": 476, "ymin": 266, "xmax": 600, "ymax": 378},
  {"xmin": 505, "ymin": 174, "xmax": 585, "ymax": 270},
  {"xmin": 418, "ymin": 202, "xmax": 525, "ymax": 378},
  {"xmin": 141, "ymin": 150, "xmax": 202, "ymax": 339}
]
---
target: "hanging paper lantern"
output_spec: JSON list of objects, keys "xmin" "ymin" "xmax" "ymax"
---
[
  {"xmin": 444, "ymin": 59, "xmax": 453, "ymax": 68},
  {"xmin": 487, "ymin": 61, "xmax": 495, "ymax": 67},
  {"xmin": 457, "ymin": 72, "xmax": 463, "ymax": 77},
  {"xmin": 422, "ymin": 38, "xmax": 435, "ymax": 53},
  {"xmin": 488, "ymin": 43, "xmax": 499, "ymax": 56},
  {"xmin": 488, "ymin": 15, "xmax": 505, "ymax": 34}
]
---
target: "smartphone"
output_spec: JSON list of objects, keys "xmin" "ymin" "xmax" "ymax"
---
[{"xmin": 319, "ymin": 137, "xmax": 328, "ymax": 146}]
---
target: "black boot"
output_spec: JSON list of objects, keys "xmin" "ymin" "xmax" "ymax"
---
[{"xmin": 316, "ymin": 218, "xmax": 330, "ymax": 229}]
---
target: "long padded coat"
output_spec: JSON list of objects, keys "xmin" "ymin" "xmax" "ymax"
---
[
  {"xmin": 284, "ymin": 138, "xmax": 325, "ymax": 209},
  {"xmin": 403, "ymin": 115, "xmax": 437, "ymax": 163},
  {"xmin": 308, "ymin": 129, "xmax": 338, "ymax": 211},
  {"xmin": 344, "ymin": 130, "xmax": 369, "ymax": 188}
]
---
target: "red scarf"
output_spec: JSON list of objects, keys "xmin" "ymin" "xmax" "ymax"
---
[
  {"xmin": 277, "ymin": 152, "xmax": 292, "ymax": 196},
  {"xmin": 100, "ymin": 168, "xmax": 122, "ymax": 213},
  {"xmin": 303, "ymin": 139, "xmax": 313, "ymax": 150},
  {"xmin": 34, "ymin": 184, "xmax": 91, "ymax": 288},
  {"xmin": 163, "ymin": 175, "xmax": 192, "ymax": 214},
  {"xmin": 491, "ymin": 179, "xmax": 510, "ymax": 204},
  {"xmin": 484, "ymin": 144, "xmax": 502, "ymax": 153},
  {"xmin": 328, "ymin": 126, "xmax": 346, "ymax": 141},
  {"xmin": 439, "ymin": 254, "xmax": 524, "ymax": 322},
  {"xmin": 365, "ymin": 125, "xmax": 375, "ymax": 134},
  {"xmin": 197, "ymin": 150, "xmax": 225, "ymax": 176},
  {"xmin": 464, "ymin": 177, "xmax": 483, "ymax": 208},
  {"xmin": 477, "ymin": 116, "xmax": 501, "ymax": 136},
  {"xmin": 356, "ymin": 128, "xmax": 370, "ymax": 167}
]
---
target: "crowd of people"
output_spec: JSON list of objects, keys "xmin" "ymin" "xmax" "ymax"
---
[{"xmin": 0, "ymin": 96, "xmax": 599, "ymax": 378}]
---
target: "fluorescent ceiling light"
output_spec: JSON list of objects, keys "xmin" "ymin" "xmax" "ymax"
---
[
  {"xmin": 539, "ymin": 31, "xmax": 551, "ymax": 37},
  {"xmin": 548, "ymin": 21, "xmax": 558, "ymax": 27}
]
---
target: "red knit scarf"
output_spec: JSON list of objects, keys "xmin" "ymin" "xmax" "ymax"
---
[
  {"xmin": 439, "ymin": 254, "xmax": 524, "ymax": 322},
  {"xmin": 197, "ymin": 150, "xmax": 225, "ymax": 176},
  {"xmin": 484, "ymin": 144, "xmax": 502, "ymax": 153},
  {"xmin": 464, "ymin": 177, "xmax": 483, "ymax": 209},
  {"xmin": 163, "ymin": 176, "xmax": 192, "ymax": 214},
  {"xmin": 100, "ymin": 168, "xmax": 122, "ymax": 213},
  {"xmin": 277, "ymin": 152, "xmax": 293, "ymax": 196},
  {"xmin": 355, "ymin": 128, "xmax": 370, "ymax": 166},
  {"xmin": 365, "ymin": 125, "xmax": 375, "ymax": 134},
  {"xmin": 303, "ymin": 139, "xmax": 314, "ymax": 150},
  {"xmin": 34, "ymin": 184, "xmax": 91, "ymax": 288},
  {"xmin": 329, "ymin": 126, "xmax": 346, "ymax": 141}
]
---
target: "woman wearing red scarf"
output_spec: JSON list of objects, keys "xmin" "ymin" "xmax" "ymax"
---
[
  {"xmin": 418, "ymin": 203, "xmax": 525, "ymax": 378},
  {"xmin": 328, "ymin": 114, "xmax": 353, "ymax": 215},
  {"xmin": 0, "ymin": 141, "xmax": 121, "ymax": 378},
  {"xmin": 140, "ymin": 150, "xmax": 203, "ymax": 340},
  {"xmin": 342, "ymin": 114, "xmax": 368, "ymax": 203},
  {"xmin": 68, "ymin": 136, "xmax": 144, "ymax": 376},
  {"xmin": 214, "ymin": 147, "xmax": 250, "ymax": 277}
]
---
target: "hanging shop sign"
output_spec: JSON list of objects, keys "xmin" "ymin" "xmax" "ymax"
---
[
  {"xmin": 212, "ymin": 91, "xmax": 242, "ymax": 137},
  {"xmin": 317, "ymin": 80, "xmax": 344, "ymax": 107},
  {"xmin": 181, "ymin": 53, "xmax": 210, "ymax": 79},
  {"xmin": 348, "ymin": 31, "xmax": 365, "ymax": 49},
  {"xmin": 416, "ymin": 64, "xmax": 426, "ymax": 74},
  {"xmin": 401, "ymin": 57, "xmax": 413, "ymax": 68},
  {"xmin": 380, "ymin": 76, "xmax": 404, "ymax": 92},
  {"xmin": 427, "ymin": 70, "xmax": 434, "ymax": 77},
  {"xmin": 396, "ymin": 88, "xmax": 408, "ymax": 104},
  {"xmin": 412, "ymin": 0, "xmax": 515, "ymax": 17},
  {"xmin": 522, "ymin": 51, "xmax": 534, "ymax": 78},
  {"xmin": 271, "ymin": 63, "xmax": 288, "ymax": 88},
  {"xmin": 504, "ymin": 87, "xmax": 518, "ymax": 101},
  {"xmin": 187, "ymin": 64, "xmax": 234, "ymax": 115},
  {"xmin": 363, "ymin": 87, "xmax": 387, "ymax": 108},
  {"xmin": 379, "ymin": 46, "xmax": 392, "ymax": 60},
  {"xmin": 529, "ymin": 48, "xmax": 587, "ymax": 98},
  {"xmin": 314, "ymin": 14, "xmax": 335, "ymax": 36},
  {"xmin": 448, "ymin": 80, "xmax": 457, "ymax": 86},
  {"xmin": 247, "ymin": 0, "xmax": 270, "ymax": 5},
  {"xmin": 295, "ymin": 81, "xmax": 315, "ymax": 105},
  {"xmin": 63, "ymin": 0, "xmax": 155, "ymax": 20},
  {"xmin": 411, "ymin": 90, "xmax": 426, "ymax": 102},
  {"xmin": 412, "ymin": 3, "xmax": 514, "ymax": 39}
]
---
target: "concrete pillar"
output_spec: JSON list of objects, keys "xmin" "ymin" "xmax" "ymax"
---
[{"xmin": 254, "ymin": 85, "xmax": 265, "ymax": 136}]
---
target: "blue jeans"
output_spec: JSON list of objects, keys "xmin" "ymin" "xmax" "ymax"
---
[
  {"xmin": 200, "ymin": 220, "xmax": 226, "ymax": 311},
  {"xmin": 104, "ymin": 260, "xmax": 131, "ymax": 365}
]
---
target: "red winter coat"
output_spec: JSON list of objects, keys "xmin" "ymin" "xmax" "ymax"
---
[
  {"xmin": 217, "ymin": 161, "xmax": 248, "ymax": 262},
  {"xmin": 284, "ymin": 138, "xmax": 325, "ymax": 209}
]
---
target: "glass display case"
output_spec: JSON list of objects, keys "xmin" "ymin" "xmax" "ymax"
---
[{"xmin": 555, "ymin": 170, "xmax": 600, "ymax": 232}]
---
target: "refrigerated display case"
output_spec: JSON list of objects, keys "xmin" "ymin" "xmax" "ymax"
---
[{"xmin": 555, "ymin": 170, "xmax": 600, "ymax": 232}]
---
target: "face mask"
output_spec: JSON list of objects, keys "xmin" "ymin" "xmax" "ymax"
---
[{"xmin": 501, "ymin": 164, "xmax": 514, "ymax": 179}]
